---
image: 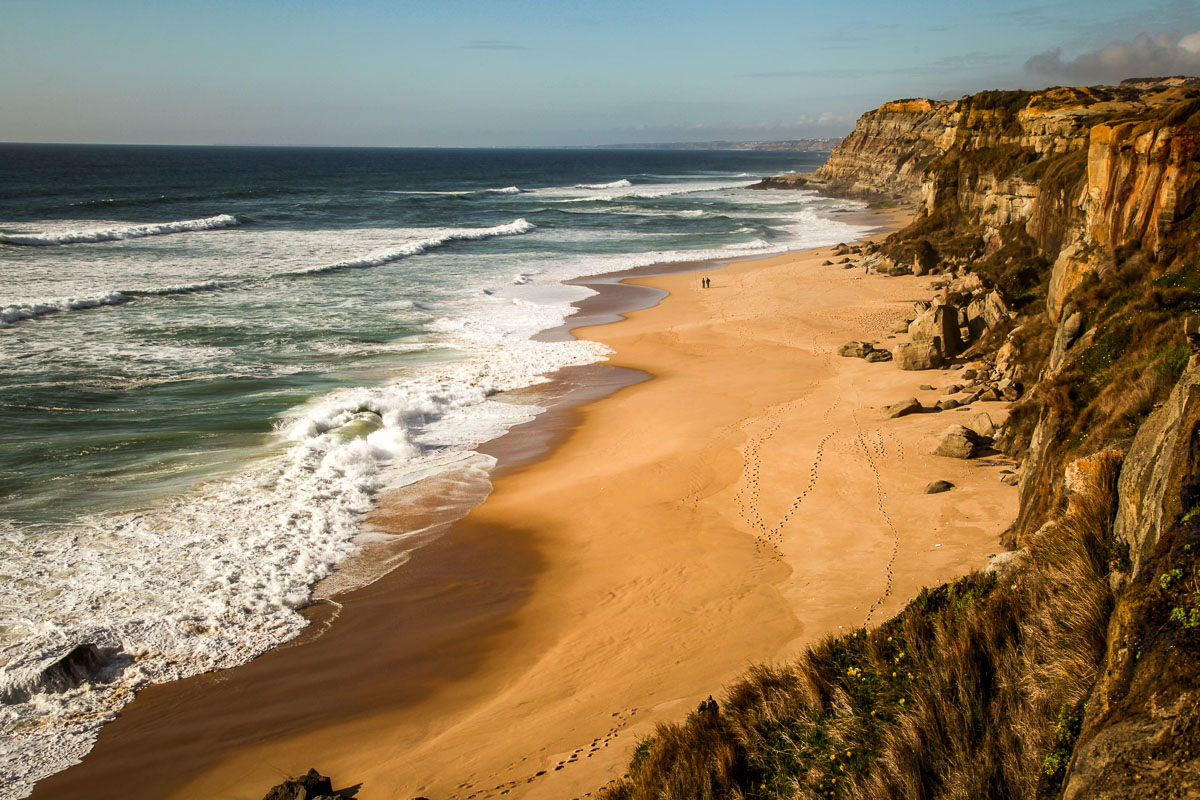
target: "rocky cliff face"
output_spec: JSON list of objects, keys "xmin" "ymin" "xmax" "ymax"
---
[
  {"xmin": 636, "ymin": 79, "xmax": 1200, "ymax": 800},
  {"xmin": 808, "ymin": 99, "xmax": 953, "ymax": 198}
]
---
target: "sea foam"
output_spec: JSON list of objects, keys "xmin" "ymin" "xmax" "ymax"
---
[
  {"xmin": 296, "ymin": 219, "xmax": 536, "ymax": 276},
  {"xmin": 0, "ymin": 214, "xmax": 241, "ymax": 246}
]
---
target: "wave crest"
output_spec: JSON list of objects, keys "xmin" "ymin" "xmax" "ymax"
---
[
  {"xmin": 0, "ymin": 214, "xmax": 242, "ymax": 246},
  {"xmin": 297, "ymin": 219, "xmax": 537, "ymax": 276},
  {"xmin": 575, "ymin": 179, "xmax": 633, "ymax": 190}
]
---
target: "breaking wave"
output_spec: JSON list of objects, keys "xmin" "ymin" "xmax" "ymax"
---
[
  {"xmin": 294, "ymin": 219, "xmax": 537, "ymax": 276},
  {"xmin": 0, "ymin": 214, "xmax": 242, "ymax": 246}
]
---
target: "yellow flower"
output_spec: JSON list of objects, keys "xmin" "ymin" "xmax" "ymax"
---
[{"xmin": 899, "ymin": 698, "xmax": 906, "ymax": 705}]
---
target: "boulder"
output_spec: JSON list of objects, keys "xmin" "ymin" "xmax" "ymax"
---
[
  {"xmin": 1001, "ymin": 472, "xmax": 1020, "ymax": 485},
  {"xmin": 865, "ymin": 349, "xmax": 893, "ymax": 363},
  {"xmin": 982, "ymin": 290, "xmax": 1013, "ymax": 328},
  {"xmin": 941, "ymin": 384, "xmax": 964, "ymax": 395},
  {"xmin": 984, "ymin": 549, "xmax": 1026, "ymax": 576},
  {"xmin": 890, "ymin": 319, "xmax": 911, "ymax": 334},
  {"xmin": 821, "ymin": 259, "xmax": 833, "ymax": 266},
  {"xmin": 837, "ymin": 341, "xmax": 875, "ymax": 358},
  {"xmin": 908, "ymin": 305, "xmax": 961, "ymax": 356},
  {"xmin": 961, "ymin": 367, "xmax": 978, "ymax": 380},
  {"xmin": 883, "ymin": 397, "xmax": 922, "ymax": 419},
  {"xmin": 978, "ymin": 387, "xmax": 1001, "ymax": 401},
  {"xmin": 913, "ymin": 300, "xmax": 932, "ymax": 315},
  {"xmin": 919, "ymin": 384, "xmax": 936, "ymax": 391},
  {"xmin": 925, "ymin": 480, "xmax": 955, "ymax": 494},
  {"xmin": 262, "ymin": 769, "xmax": 334, "ymax": 800},
  {"xmin": 1048, "ymin": 310, "xmax": 1085, "ymax": 373},
  {"xmin": 893, "ymin": 341, "xmax": 945, "ymax": 370},
  {"xmin": 933, "ymin": 425, "xmax": 986, "ymax": 459},
  {"xmin": 935, "ymin": 398, "xmax": 960, "ymax": 411},
  {"xmin": 999, "ymin": 378, "xmax": 1023, "ymax": 400},
  {"xmin": 966, "ymin": 411, "xmax": 996, "ymax": 438},
  {"xmin": 950, "ymin": 272, "xmax": 986, "ymax": 294}
]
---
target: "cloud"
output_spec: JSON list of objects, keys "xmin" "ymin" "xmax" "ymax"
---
[
  {"xmin": 465, "ymin": 40, "xmax": 528, "ymax": 51},
  {"xmin": 1025, "ymin": 29, "xmax": 1200, "ymax": 84}
]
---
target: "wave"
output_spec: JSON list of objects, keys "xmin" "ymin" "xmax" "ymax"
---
[
  {"xmin": 486, "ymin": 186, "xmax": 524, "ymax": 194},
  {"xmin": 0, "ymin": 331, "xmax": 610, "ymax": 799},
  {"xmin": 1, "ymin": 282, "xmax": 230, "ymax": 327},
  {"xmin": 575, "ymin": 179, "xmax": 633, "ymax": 190},
  {"xmin": 0, "ymin": 293, "xmax": 133, "ymax": 325},
  {"xmin": 295, "ymin": 219, "xmax": 536, "ymax": 276},
  {"xmin": 0, "ymin": 214, "xmax": 242, "ymax": 246}
]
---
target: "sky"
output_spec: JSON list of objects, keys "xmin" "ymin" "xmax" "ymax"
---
[{"xmin": 4, "ymin": 0, "xmax": 1200, "ymax": 147}]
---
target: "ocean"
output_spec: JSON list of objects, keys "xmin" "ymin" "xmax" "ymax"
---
[{"xmin": 0, "ymin": 144, "xmax": 867, "ymax": 796}]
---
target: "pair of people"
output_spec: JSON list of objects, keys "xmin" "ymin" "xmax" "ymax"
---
[{"xmin": 701, "ymin": 276, "xmax": 711, "ymax": 289}]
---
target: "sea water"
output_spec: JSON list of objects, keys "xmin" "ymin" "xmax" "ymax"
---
[{"xmin": 0, "ymin": 144, "xmax": 869, "ymax": 796}]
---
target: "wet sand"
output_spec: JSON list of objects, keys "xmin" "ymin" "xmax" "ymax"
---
[{"xmin": 33, "ymin": 206, "xmax": 1018, "ymax": 800}]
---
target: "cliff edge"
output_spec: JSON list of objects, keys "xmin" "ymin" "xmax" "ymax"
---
[{"xmin": 600, "ymin": 77, "xmax": 1200, "ymax": 800}]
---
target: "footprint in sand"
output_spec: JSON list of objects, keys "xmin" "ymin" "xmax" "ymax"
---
[{"xmin": 849, "ymin": 413, "xmax": 900, "ymax": 624}]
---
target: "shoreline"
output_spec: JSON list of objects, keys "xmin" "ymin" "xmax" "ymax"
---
[{"xmin": 31, "ymin": 203, "xmax": 1018, "ymax": 800}]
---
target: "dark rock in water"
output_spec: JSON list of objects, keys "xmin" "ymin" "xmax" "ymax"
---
[
  {"xmin": 1, "ymin": 643, "xmax": 111, "ymax": 704},
  {"xmin": 925, "ymin": 480, "xmax": 955, "ymax": 494},
  {"xmin": 262, "ymin": 769, "xmax": 334, "ymax": 800}
]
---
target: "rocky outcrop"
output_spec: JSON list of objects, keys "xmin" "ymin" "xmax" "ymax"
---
[
  {"xmin": 908, "ymin": 304, "xmax": 961, "ymax": 356},
  {"xmin": 810, "ymin": 99, "xmax": 953, "ymax": 199},
  {"xmin": 746, "ymin": 173, "xmax": 810, "ymax": 190},
  {"xmin": 261, "ymin": 769, "xmax": 349, "ymax": 800},
  {"xmin": 1112, "ymin": 354, "xmax": 1200, "ymax": 575}
]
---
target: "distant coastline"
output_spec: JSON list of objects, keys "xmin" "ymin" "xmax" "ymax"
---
[{"xmin": 586, "ymin": 137, "xmax": 842, "ymax": 151}]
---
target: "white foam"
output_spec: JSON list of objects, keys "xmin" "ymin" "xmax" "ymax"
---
[
  {"xmin": 486, "ymin": 186, "xmax": 524, "ymax": 194},
  {"xmin": 0, "ymin": 325, "xmax": 609, "ymax": 798},
  {"xmin": 0, "ymin": 214, "xmax": 241, "ymax": 246},
  {"xmin": 574, "ymin": 179, "xmax": 633, "ymax": 189},
  {"xmin": 0, "ymin": 292, "xmax": 132, "ymax": 325},
  {"xmin": 296, "ymin": 219, "xmax": 536, "ymax": 276}
]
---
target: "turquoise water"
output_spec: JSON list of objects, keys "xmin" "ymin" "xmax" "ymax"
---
[{"xmin": 0, "ymin": 144, "xmax": 867, "ymax": 796}]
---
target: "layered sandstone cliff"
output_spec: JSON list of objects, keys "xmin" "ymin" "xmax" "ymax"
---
[{"xmin": 602, "ymin": 79, "xmax": 1200, "ymax": 800}]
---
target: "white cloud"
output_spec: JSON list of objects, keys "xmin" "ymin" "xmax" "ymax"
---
[{"xmin": 1025, "ymin": 30, "xmax": 1200, "ymax": 84}]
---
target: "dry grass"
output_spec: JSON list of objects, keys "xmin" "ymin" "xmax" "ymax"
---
[{"xmin": 597, "ymin": 458, "xmax": 1122, "ymax": 800}]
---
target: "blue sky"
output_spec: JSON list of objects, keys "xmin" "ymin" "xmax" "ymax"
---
[{"xmin": 4, "ymin": 0, "xmax": 1200, "ymax": 146}]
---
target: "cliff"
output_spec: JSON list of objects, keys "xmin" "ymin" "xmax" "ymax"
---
[{"xmin": 599, "ymin": 78, "xmax": 1200, "ymax": 800}]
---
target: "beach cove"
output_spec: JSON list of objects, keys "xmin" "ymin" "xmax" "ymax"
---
[{"xmin": 32, "ymin": 208, "xmax": 1018, "ymax": 800}]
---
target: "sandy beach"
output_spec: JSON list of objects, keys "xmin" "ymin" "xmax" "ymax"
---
[{"xmin": 33, "ymin": 208, "xmax": 1018, "ymax": 800}]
